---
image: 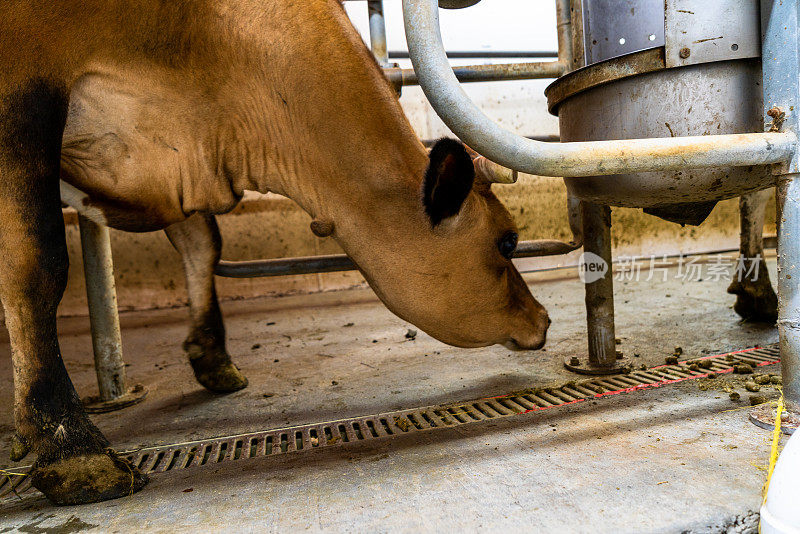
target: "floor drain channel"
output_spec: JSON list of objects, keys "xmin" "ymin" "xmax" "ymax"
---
[{"xmin": 0, "ymin": 344, "xmax": 780, "ymax": 502}]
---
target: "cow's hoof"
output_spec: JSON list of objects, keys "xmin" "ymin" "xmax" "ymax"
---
[
  {"xmin": 194, "ymin": 362, "xmax": 249, "ymax": 393},
  {"xmin": 10, "ymin": 434, "xmax": 30, "ymax": 462},
  {"xmin": 31, "ymin": 450, "xmax": 148, "ymax": 505},
  {"xmin": 188, "ymin": 355, "xmax": 247, "ymax": 394},
  {"xmin": 186, "ymin": 343, "xmax": 249, "ymax": 393},
  {"xmin": 728, "ymin": 278, "xmax": 778, "ymax": 324}
]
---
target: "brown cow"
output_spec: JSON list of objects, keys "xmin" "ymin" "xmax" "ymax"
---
[{"xmin": 0, "ymin": 0, "xmax": 549, "ymax": 504}]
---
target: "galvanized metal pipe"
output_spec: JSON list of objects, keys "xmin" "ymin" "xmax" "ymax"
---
[
  {"xmin": 581, "ymin": 202, "xmax": 617, "ymax": 368},
  {"xmin": 215, "ymin": 239, "xmax": 581, "ymax": 278},
  {"xmin": 368, "ymin": 0, "xmax": 389, "ymax": 66},
  {"xmin": 78, "ymin": 216, "xmax": 128, "ymax": 402},
  {"xmin": 776, "ymin": 179, "xmax": 800, "ymax": 413},
  {"xmin": 384, "ymin": 61, "xmax": 566, "ymax": 88},
  {"xmin": 763, "ymin": 0, "xmax": 800, "ymax": 414},
  {"xmin": 555, "ymin": 0, "xmax": 573, "ymax": 72},
  {"xmin": 401, "ymin": 0, "xmax": 797, "ymax": 177}
]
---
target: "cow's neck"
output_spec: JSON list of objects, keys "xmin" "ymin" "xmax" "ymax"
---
[{"xmin": 217, "ymin": 0, "xmax": 429, "ymax": 224}]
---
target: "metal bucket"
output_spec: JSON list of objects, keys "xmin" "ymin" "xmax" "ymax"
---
[{"xmin": 546, "ymin": 51, "xmax": 770, "ymax": 223}]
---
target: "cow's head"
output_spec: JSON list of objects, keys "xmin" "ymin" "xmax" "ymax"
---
[{"xmin": 337, "ymin": 138, "xmax": 550, "ymax": 350}]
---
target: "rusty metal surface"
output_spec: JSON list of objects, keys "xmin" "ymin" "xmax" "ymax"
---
[
  {"xmin": 555, "ymin": 0, "xmax": 573, "ymax": 73},
  {"xmin": 367, "ymin": 0, "xmax": 389, "ymax": 66},
  {"xmin": 575, "ymin": 202, "xmax": 628, "ymax": 374},
  {"xmin": 764, "ymin": 0, "xmax": 800, "ymax": 415},
  {"xmin": 776, "ymin": 177, "xmax": 800, "ymax": 414},
  {"xmin": 545, "ymin": 48, "xmax": 666, "ymax": 114},
  {"xmin": 216, "ymin": 253, "xmax": 356, "ymax": 278},
  {"xmin": 82, "ymin": 384, "xmax": 148, "ymax": 414},
  {"xmin": 77, "ymin": 216, "xmax": 130, "ymax": 402},
  {"xmin": 570, "ymin": 0, "xmax": 587, "ymax": 71},
  {"xmin": 556, "ymin": 59, "xmax": 774, "ymax": 207},
  {"xmin": 665, "ymin": 0, "xmax": 760, "ymax": 69}
]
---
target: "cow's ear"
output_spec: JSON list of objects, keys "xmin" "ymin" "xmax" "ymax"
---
[{"xmin": 423, "ymin": 138, "xmax": 475, "ymax": 226}]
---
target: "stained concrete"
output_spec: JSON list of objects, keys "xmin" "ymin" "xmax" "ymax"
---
[{"xmin": 0, "ymin": 255, "xmax": 787, "ymax": 532}]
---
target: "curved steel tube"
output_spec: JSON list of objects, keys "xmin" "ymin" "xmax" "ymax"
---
[{"xmin": 402, "ymin": 0, "xmax": 797, "ymax": 177}]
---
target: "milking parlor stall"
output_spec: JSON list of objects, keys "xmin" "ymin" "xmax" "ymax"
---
[{"xmin": 2, "ymin": 0, "xmax": 800, "ymax": 531}]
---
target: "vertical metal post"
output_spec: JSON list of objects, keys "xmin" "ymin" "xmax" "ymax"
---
[
  {"xmin": 368, "ymin": 0, "xmax": 390, "ymax": 66},
  {"xmin": 555, "ymin": 0, "xmax": 573, "ymax": 72},
  {"xmin": 79, "ymin": 216, "xmax": 126, "ymax": 400},
  {"xmin": 78, "ymin": 216, "xmax": 147, "ymax": 413},
  {"xmin": 565, "ymin": 202, "xmax": 628, "ymax": 375},
  {"xmin": 750, "ymin": 0, "xmax": 800, "ymax": 433},
  {"xmin": 556, "ymin": 3, "xmax": 624, "ymax": 375},
  {"xmin": 776, "ymin": 182, "xmax": 800, "ymax": 414},
  {"xmin": 583, "ymin": 203, "xmax": 616, "ymax": 366}
]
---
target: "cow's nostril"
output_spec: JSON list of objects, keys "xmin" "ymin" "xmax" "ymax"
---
[{"xmin": 547, "ymin": 316, "xmax": 552, "ymax": 326}]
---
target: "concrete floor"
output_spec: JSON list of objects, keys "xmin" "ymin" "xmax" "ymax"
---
[{"xmin": 0, "ymin": 254, "xmax": 787, "ymax": 533}]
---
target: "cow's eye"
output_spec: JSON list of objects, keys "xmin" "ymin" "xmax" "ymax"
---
[{"xmin": 497, "ymin": 231, "xmax": 518, "ymax": 260}]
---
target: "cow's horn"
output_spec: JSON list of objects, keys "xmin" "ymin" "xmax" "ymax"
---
[
  {"xmin": 310, "ymin": 219, "xmax": 334, "ymax": 237},
  {"xmin": 473, "ymin": 156, "xmax": 518, "ymax": 184}
]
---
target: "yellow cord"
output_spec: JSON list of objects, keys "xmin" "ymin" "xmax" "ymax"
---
[{"xmin": 763, "ymin": 392, "xmax": 784, "ymax": 505}]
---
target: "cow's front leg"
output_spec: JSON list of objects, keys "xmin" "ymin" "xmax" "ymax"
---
[
  {"xmin": 0, "ymin": 79, "xmax": 146, "ymax": 504},
  {"xmin": 165, "ymin": 214, "xmax": 248, "ymax": 393},
  {"xmin": 727, "ymin": 189, "xmax": 778, "ymax": 323}
]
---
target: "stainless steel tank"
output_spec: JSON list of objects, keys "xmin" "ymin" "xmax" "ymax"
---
[{"xmin": 546, "ymin": 0, "xmax": 768, "ymax": 224}]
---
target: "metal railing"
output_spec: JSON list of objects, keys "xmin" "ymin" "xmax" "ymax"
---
[{"xmin": 216, "ymin": 239, "xmax": 580, "ymax": 278}]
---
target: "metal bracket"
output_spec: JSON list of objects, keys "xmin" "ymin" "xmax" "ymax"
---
[{"xmin": 665, "ymin": 0, "xmax": 761, "ymax": 68}]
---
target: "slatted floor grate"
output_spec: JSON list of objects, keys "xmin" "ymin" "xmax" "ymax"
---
[{"xmin": 0, "ymin": 344, "xmax": 781, "ymax": 502}]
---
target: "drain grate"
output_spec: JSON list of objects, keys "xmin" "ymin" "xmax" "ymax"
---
[{"xmin": 0, "ymin": 344, "xmax": 780, "ymax": 502}]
